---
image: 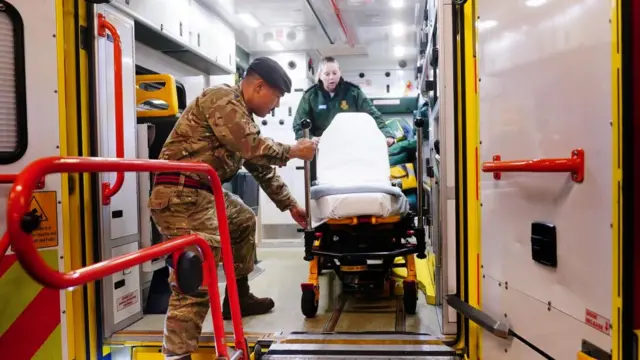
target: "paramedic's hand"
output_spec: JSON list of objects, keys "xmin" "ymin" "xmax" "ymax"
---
[
  {"xmin": 289, "ymin": 206, "xmax": 308, "ymax": 228},
  {"xmin": 311, "ymin": 137, "xmax": 321, "ymax": 146},
  {"xmin": 290, "ymin": 139, "xmax": 316, "ymax": 161},
  {"xmin": 386, "ymin": 137, "xmax": 396, "ymax": 147}
]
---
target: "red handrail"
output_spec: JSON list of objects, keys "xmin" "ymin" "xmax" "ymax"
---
[
  {"xmin": 0, "ymin": 233, "xmax": 9, "ymax": 263},
  {"xmin": 481, "ymin": 148, "xmax": 585, "ymax": 183},
  {"xmin": 97, "ymin": 13, "xmax": 125, "ymax": 206},
  {"xmin": 0, "ymin": 174, "xmax": 45, "ymax": 189},
  {"xmin": 330, "ymin": 0, "xmax": 354, "ymax": 48},
  {"xmin": 0, "ymin": 174, "xmax": 16, "ymax": 184},
  {"xmin": 5, "ymin": 156, "xmax": 247, "ymax": 359}
]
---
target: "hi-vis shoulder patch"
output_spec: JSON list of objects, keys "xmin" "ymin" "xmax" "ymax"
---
[{"xmin": 340, "ymin": 100, "xmax": 349, "ymax": 110}]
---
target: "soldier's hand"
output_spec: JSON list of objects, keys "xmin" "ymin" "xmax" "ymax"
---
[
  {"xmin": 290, "ymin": 139, "xmax": 316, "ymax": 161},
  {"xmin": 289, "ymin": 206, "xmax": 307, "ymax": 228}
]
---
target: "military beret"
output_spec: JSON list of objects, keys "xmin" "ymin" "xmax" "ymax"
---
[{"xmin": 247, "ymin": 57, "xmax": 292, "ymax": 94}]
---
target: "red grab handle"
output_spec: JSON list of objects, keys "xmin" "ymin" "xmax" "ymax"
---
[
  {"xmin": 481, "ymin": 149, "xmax": 585, "ymax": 183},
  {"xmin": 97, "ymin": 13, "xmax": 125, "ymax": 206}
]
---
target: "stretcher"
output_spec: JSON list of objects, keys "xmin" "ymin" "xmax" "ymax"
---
[{"xmin": 298, "ymin": 112, "xmax": 428, "ymax": 318}]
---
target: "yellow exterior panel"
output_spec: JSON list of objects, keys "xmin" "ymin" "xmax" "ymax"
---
[
  {"xmin": 59, "ymin": 0, "xmax": 89, "ymax": 358},
  {"xmin": 610, "ymin": 0, "xmax": 622, "ymax": 358},
  {"xmin": 55, "ymin": 1, "xmax": 77, "ymax": 357},
  {"xmin": 462, "ymin": 0, "xmax": 481, "ymax": 357},
  {"xmin": 133, "ymin": 347, "xmax": 216, "ymax": 360}
]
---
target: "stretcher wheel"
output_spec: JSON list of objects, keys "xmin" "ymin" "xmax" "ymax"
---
[
  {"xmin": 301, "ymin": 289, "xmax": 319, "ymax": 318},
  {"xmin": 253, "ymin": 343, "xmax": 263, "ymax": 360},
  {"xmin": 403, "ymin": 281, "xmax": 418, "ymax": 315}
]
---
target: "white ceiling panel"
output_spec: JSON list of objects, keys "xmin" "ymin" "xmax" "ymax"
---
[{"xmin": 201, "ymin": 0, "xmax": 426, "ymax": 64}]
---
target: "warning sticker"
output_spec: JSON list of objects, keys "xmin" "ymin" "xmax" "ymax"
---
[
  {"xmin": 117, "ymin": 291, "xmax": 139, "ymax": 312},
  {"xmin": 28, "ymin": 191, "xmax": 59, "ymax": 249},
  {"xmin": 585, "ymin": 309, "xmax": 610, "ymax": 335}
]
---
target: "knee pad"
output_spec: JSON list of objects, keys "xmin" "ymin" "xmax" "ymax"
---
[{"xmin": 168, "ymin": 251, "xmax": 204, "ymax": 296}]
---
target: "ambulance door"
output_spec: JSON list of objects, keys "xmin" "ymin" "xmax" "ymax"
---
[
  {"xmin": 476, "ymin": 1, "xmax": 613, "ymax": 359},
  {"xmin": 93, "ymin": 3, "xmax": 143, "ymax": 336},
  {"xmin": 431, "ymin": 0, "xmax": 458, "ymax": 336},
  {"xmin": 0, "ymin": 1, "xmax": 70, "ymax": 358}
]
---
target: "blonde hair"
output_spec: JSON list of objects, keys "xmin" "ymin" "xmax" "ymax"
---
[{"xmin": 316, "ymin": 56, "xmax": 340, "ymax": 83}]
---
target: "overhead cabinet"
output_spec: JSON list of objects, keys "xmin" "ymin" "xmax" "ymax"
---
[{"xmin": 113, "ymin": 0, "xmax": 236, "ymax": 75}]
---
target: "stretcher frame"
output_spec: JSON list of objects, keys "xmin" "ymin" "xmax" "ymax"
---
[{"xmin": 297, "ymin": 117, "xmax": 428, "ymax": 318}]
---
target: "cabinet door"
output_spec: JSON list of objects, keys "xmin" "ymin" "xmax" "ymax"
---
[
  {"xmin": 162, "ymin": 0, "xmax": 191, "ymax": 42},
  {"xmin": 190, "ymin": 2, "xmax": 219, "ymax": 61},
  {"xmin": 124, "ymin": 0, "xmax": 165, "ymax": 29},
  {"xmin": 218, "ymin": 22, "xmax": 236, "ymax": 69},
  {"xmin": 188, "ymin": 1, "xmax": 205, "ymax": 51},
  {"xmin": 203, "ymin": 17, "xmax": 223, "ymax": 64}
]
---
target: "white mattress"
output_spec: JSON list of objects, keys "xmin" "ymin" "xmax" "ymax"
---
[
  {"xmin": 308, "ymin": 112, "xmax": 410, "ymax": 227},
  {"xmin": 311, "ymin": 192, "xmax": 409, "ymax": 228}
]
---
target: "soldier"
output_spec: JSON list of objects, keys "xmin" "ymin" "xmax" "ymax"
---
[
  {"xmin": 292, "ymin": 56, "xmax": 396, "ymax": 181},
  {"xmin": 148, "ymin": 57, "xmax": 316, "ymax": 359}
]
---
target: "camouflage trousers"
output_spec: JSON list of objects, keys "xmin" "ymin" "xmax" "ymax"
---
[{"xmin": 148, "ymin": 183, "xmax": 256, "ymax": 359}]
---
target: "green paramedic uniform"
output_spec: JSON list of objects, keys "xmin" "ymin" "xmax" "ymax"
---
[
  {"xmin": 292, "ymin": 78, "xmax": 395, "ymax": 140},
  {"xmin": 293, "ymin": 78, "xmax": 395, "ymax": 182}
]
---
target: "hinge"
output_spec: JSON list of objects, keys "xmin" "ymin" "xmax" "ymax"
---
[{"xmin": 79, "ymin": 25, "xmax": 89, "ymax": 51}]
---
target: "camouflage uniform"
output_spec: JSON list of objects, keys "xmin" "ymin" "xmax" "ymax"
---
[
  {"xmin": 292, "ymin": 78, "xmax": 394, "ymax": 181},
  {"xmin": 148, "ymin": 84, "xmax": 299, "ymax": 359}
]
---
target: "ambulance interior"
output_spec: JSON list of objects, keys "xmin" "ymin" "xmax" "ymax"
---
[
  {"xmin": 125, "ymin": 0, "xmax": 444, "ymax": 342},
  {"xmin": 0, "ymin": 0, "xmax": 628, "ymax": 359}
]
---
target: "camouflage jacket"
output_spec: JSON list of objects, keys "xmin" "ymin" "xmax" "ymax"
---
[
  {"xmin": 292, "ymin": 78, "xmax": 394, "ymax": 140},
  {"xmin": 157, "ymin": 84, "xmax": 299, "ymax": 211}
]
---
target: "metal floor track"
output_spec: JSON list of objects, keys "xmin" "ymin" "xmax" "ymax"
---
[{"xmin": 258, "ymin": 333, "xmax": 459, "ymax": 360}]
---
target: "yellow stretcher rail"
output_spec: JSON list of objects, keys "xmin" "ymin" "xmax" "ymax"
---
[{"xmin": 326, "ymin": 215, "xmax": 402, "ymax": 225}]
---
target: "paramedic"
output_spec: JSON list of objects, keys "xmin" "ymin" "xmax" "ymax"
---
[
  {"xmin": 148, "ymin": 57, "xmax": 316, "ymax": 359},
  {"xmin": 292, "ymin": 57, "xmax": 396, "ymax": 180}
]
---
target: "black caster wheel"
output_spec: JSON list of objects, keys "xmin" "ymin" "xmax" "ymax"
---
[
  {"xmin": 301, "ymin": 288, "xmax": 319, "ymax": 318},
  {"xmin": 403, "ymin": 281, "xmax": 418, "ymax": 315},
  {"xmin": 253, "ymin": 343, "xmax": 263, "ymax": 360}
]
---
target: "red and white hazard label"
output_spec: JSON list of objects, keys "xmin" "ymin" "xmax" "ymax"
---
[
  {"xmin": 585, "ymin": 309, "xmax": 610, "ymax": 335},
  {"xmin": 117, "ymin": 291, "xmax": 139, "ymax": 312}
]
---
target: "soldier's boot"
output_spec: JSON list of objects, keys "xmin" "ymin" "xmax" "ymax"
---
[{"xmin": 222, "ymin": 276, "xmax": 275, "ymax": 320}]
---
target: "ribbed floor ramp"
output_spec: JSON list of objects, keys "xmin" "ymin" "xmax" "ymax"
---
[{"xmin": 255, "ymin": 332, "xmax": 460, "ymax": 360}]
